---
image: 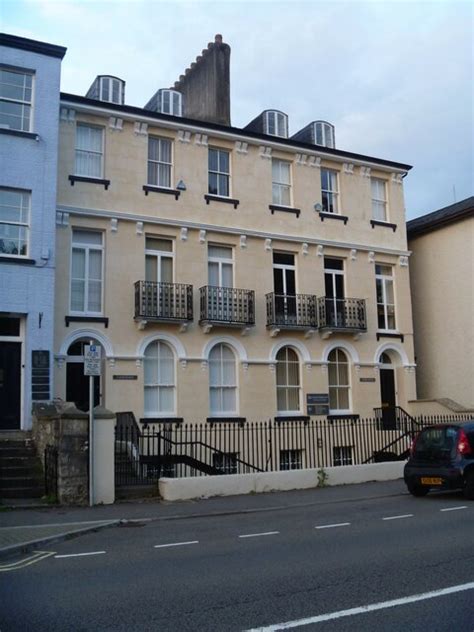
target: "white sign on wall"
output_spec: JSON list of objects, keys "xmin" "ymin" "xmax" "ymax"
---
[{"xmin": 84, "ymin": 344, "xmax": 101, "ymax": 376}]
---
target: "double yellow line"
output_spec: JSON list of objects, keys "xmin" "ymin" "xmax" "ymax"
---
[{"xmin": 0, "ymin": 550, "xmax": 55, "ymax": 572}]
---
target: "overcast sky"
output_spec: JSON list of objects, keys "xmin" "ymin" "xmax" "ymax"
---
[{"xmin": 3, "ymin": 0, "xmax": 473, "ymax": 219}]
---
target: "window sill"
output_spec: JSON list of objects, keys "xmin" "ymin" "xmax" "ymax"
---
[
  {"xmin": 65, "ymin": 315, "xmax": 109, "ymax": 328},
  {"xmin": 319, "ymin": 211, "xmax": 348, "ymax": 225},
  {"xmin": 206, "ymin": 416, "xmax": 246, "ymax": 425},
  {"xmin": 0, "ymin": 128, "xmax": 39, "ymax": 141},
  {"xmin": 328, "ymin": 414, "xmax": 360, "ymax": 421},
  {"xmin": 143, "ymin": 185, "xmax": 180, "ymax": 200},
  {"xmin": 204, "ymin": 194, "xmax": 240, "ymax": 209},
  {"xmin": 371, "ymin": 219, "xmax": 397, "ymax": 232},
  {"xmin": 376, "ymin": 331, "xmax": 404, "ymax": 342},
  {"xmin": 69, "ymin": 175, "xmax": 110, "ymax": 190},
  {"xmin": 274, "ymin": 415, "xmax": 310, "ymax": 423},
  {"xmin": 269, "ymin": 204, "xmax": 301, "ymax": 218},
  {"xmin": 0, "ymin": 255, "xmax": 35, "ymax": 265},
  {"xmin": 140, "ymin": 417, "xmax": 183, "ymax": 425}
]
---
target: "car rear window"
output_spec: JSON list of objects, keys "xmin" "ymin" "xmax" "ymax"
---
[{"xmin": 414, "ymin": 426, "xmax": 458, "ymax": 455}]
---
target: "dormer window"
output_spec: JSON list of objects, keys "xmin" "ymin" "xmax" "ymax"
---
[
  {"xmin": 159, "ymin": 90, "xmax": 182, "ymax": 116},
  {"xmin": 314, "ymin": 121, "xmax": 335, "ymax": 148},
  {"xmin": 99, "ymin": 77, "xmax": 124, "ymax": 104},
  {"xmin": 265, "ymin": 111, "xmax": 288, "ymax": 138}
]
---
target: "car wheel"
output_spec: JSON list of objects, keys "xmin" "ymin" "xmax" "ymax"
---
[
  {"xmin": 463, "ymin": 472, "xmax": 474, "ymax": 500},
  {"xmin": 407, "ymin": 482, "xmax": 429, "ymax": 497}
]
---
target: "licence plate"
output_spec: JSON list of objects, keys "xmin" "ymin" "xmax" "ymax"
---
[{"xmin": 421, "ymin": 477, "xmax": 443, "ymax": 485}]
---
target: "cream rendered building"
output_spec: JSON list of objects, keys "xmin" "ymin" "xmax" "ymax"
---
[
  {"xmin": 407, "ymin": 197, "xmax": 474, "ymax": 411},
  {"xmin": 53, "ymin": 36, "xmax": 417, "ymax": 425}
]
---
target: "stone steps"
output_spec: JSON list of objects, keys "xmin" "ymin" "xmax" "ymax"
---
[{"xmin": 0, "ymin": 436, "xmax": 45, "ymax": 499}]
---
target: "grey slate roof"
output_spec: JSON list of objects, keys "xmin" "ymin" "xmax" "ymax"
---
[{"xmin": 407, "ymin": 196, "xmax": 474, "ymax": 238}]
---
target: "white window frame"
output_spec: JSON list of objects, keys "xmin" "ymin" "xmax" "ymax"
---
[
  {"xmin": 147, "ymin": 137, "xmax": 173, "ymax": 189},
  {"xmin": 99, "ymin": 77, "xmax": 124, "ymax": 104},
  {"xmin": 276, "ymin": 346, "xmax": 301, "ymax": 415},
  {"xmin": 375, "ymin": 264, "xmax": 396, "ymax": 331},
  {"xmin": 333, "ymin": 446, "xmax": 353, "ymax": 466},
  {"xmin": 321, "ymin": 168, "xmax": 339, "ymax": 214},
  {"xmin": 145, "ymin": 236, "xmax": 174, "ymax": 284},
  {"xmin": 265, "ymin": 111, "xmax": 288, "ymax": 137},
  {"xmin": 208, "ymin": 244, "xmax": 234, "ymax": 288},
  {"xmin": 371, "ymin": 178, "xmax": 388, "ymax": 221},
  {"xmin": 74, "ymin": 123, "xmax": 104, "ymax": 179},
  {"xmin": 213, "ymin": 452, "xmax": 238, "ymax": 474},
  {"xmin": 280, "ymin": 449, "xmax": 303, "ymax": 471},
  {"xmin": 272, "ymin": 159, "xmax": 292, "ymax": 206},
  {"xmin": 208, "ymin": 147, "xmax": 231, "ymax": 197},
  {"xmin": 143, "ymin": 340, "xmax": 176, "ymax": 418},
  {"xmin": 328, "ymin": 348, "xmax": 351, "ymax": 414},
  {"xmin": 0, "ymin": 188, "xmax": 30, "ymax": 258},
  {"xmin": 0, "ymin": 67, "xmax": 34, "ymax": 132},
  {"xmin": 315, "ymin": 121, "xmax": 335, "ymax": 148},
  {"xmin": 160, "ymin": 89, "xmax": 182, "ymax": 116},
  {"xmin": 70, "ymin": 229, "xmax": 104, "ymax": 316},
  {"xmin": 208, "ymin": 343, "xmax": 238, "ymax": 416}
]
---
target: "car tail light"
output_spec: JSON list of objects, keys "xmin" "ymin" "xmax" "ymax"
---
[
  {"xmin": 457, "ymin": 429, "xmax": 472, "ymax": 456},
  {"xmin": 410, "ymin": 433, "xmax": 420, "ymax": 456}
]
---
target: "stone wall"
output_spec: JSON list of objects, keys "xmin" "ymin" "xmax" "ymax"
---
[{"xmin": 32, "ymin": 402, "xmax": 89, "ymax": 505}]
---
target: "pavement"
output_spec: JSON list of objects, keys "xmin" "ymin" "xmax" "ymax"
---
[{"xmin": 0, "ymin": 479, "xmax": 407, "ymax": 561}]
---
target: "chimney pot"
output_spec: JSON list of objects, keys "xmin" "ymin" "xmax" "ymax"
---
[
  {"xmin": 207, "ymin": 42, "xmax": 213, "ymax": 49},
  {"xmin": 196, "ymin": 55, "xmax": 202, "ymax": 63},
  {"xmin": 179, "ymin": 74, "xmax": 185, "ymax": 82},
  {"xmin": 215, "ymin": 34, "xmax": 223, "ymax": 44},
  {"xmin": 190, "ymin": 62, "xmax": 196, "ymax": 69}
]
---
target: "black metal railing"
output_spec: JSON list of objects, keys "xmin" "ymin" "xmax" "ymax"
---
[
  {"xmin": 317, "ymin": 297, "xmax": 367, "ymax": 331},
  {"xmin": 134, "ymin": 281, "xmax": 193, "ymax": 322},
  {"xmin": 266, "ymin": 293, "xmax": 317, "ymax": 328},
  {"xmin": 115, "ymin": 413, "xmax": 465, "ymax": 486},
  {"xmin": 44, "ymin": 444, "xmax": 58, "ymax": 498},
  {"xmin": 200, "ymin": 286, "xmax": 255, "ymax": 326}
]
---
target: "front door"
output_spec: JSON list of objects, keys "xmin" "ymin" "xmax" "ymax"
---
[
  {"xmin": 273, "ymin": 252, "xmax": 296, "ymax": 324},
  {"xmin": 66, "ymin": 363, "xmax": 100, "ymax": 412},
  {"xmin": 0, "ymin": 342, "xmax": 21, "ymax": 429},
  {"xmin": 380, "ymin": 367, "xmax": 396, "ymax": 429}
]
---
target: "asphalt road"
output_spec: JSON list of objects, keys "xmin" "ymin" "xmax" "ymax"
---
[{"xmin": 1, "ymin": 489, "xmax": 473, "ymax": 631}]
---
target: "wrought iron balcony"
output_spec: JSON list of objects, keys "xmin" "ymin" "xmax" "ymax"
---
[
  {"xmin": 266, "ymin": 293, "xmax": 317, "ymax": 329},
  {"xmin": 317, "ymin": 297, "xmax": 367, "ymax": 331},
  {"xmin": 200, "ymin": 286, "xmax": 255, "ymax": 327},
  {"xmin": 134, "ymin": 281, "xmax": 193, "ymax": 322}
]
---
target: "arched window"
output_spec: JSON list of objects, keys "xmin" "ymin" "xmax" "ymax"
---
[
  {"xmin": 379, "ymin": 352, "xmax": 392, "ymax": 365},
  {"xmin": 276, "ymin": 346, "xmax": 301, "ymax": 413},
  {"xmin": 144, "ymin": 341, "xmax": 175, "ymax": 416},
  {"xmin": 209, "ymin": 344, "xmax": 237, "ymax": 415},
  {"xmin": 328, "ymin": 348, "xmax": 350, "ymax": 412},
  {"xmin": 66, "ymin": 338, "xmax": 102, "ymax": 412}
]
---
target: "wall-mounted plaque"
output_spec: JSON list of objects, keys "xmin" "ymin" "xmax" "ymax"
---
[{"xmin": 32, "ymin": 350, "xmax": 50, "ymax": 401}]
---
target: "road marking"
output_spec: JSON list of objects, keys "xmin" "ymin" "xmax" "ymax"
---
[
  {"xmin": 0, "ymin": 551, "xmax": 55, "ymax": 572},
  {"xmin": 440, "ymin": 506, "xmax": 467, "ymax": 512},
  {"xmin": 238, "ymin": 531, "xmax": 280, "ymax": 539},
  {"xmin": 245, "ymin": 581, "xmax": 474, "ymax": 631},
  {"xmin": 54, "ymin": 551, "xmax": 106, "ymax": 559},
  {"xmin": 154, "ymin": 540, "xmax": 199, "ymax": 549},
  {"xmin": 314, "ymin": 522, "xmax": 350, "ymax": 530},
  {"xmin": 382, "ymin": 514, "xmax": 414, "ymax": 521}
]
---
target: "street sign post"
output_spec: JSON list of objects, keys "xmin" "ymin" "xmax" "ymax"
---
[{"xmin": 84, "ymin": 344, "xmax": 101, "ymax": 506}]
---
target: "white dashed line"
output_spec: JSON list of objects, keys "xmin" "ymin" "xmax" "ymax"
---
[
  {"xmin": 315, "ymin": 522, "xmax": 351, "ymax": 530},
  {"xmin": 382, "ymin": 514, "xmax": 414, "ymax": 521},
  {"xmin": 245, "ymin": 581, "xmax": 474, "ymax": 631},
  {"xmin": 440, "ymin": 506, "xmax": 467, "ymax": 512},
  {"xmin": 238, "ymin": 531, "xmax": 280, "ymax": 539},
  {"xmin": 54, "ymin": 551, "xmax": 106, "ymax": 559},
  {"xmin": 154, "ymin": 540, "xmax": 199, "ymax": 549}
]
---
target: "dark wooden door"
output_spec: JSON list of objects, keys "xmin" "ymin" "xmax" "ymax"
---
[
  {"xmin": 66, "ymin": 363, "xmax": 100, "ymax": 412},
  {"xmin": 0, "ymin": 342, "xmax": 21, "ymax": 429},
  {"xmin": 380, "ymin": 368, "xmax": 396, "ymax": 429}
]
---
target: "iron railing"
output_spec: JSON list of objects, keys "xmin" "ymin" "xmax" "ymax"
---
[
  {"xmin": 266, "ymin": 293, "xmax": 317, "ymax": 328},
  {"xmin": 44, "ymin": 444, "xmax": 58, "ymax": 498},
  {"xmin": 200, "ymin": 286, "xmax": 255, "ymax": 326},
  {"xmin": 134, "ymin": 281, "xmax": 193, "ymax": 322},
  {"xmin": 317, "ymin": 297, "xmax": 367, "ymax": 331},
  {"xmin": 115, "ymin": 413, "xmax": 466, "ymax": 486}
]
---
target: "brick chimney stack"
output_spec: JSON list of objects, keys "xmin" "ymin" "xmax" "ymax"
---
[{"xmin": 173, "ymin": 34, "xmax": 231, "ymax": 126}]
